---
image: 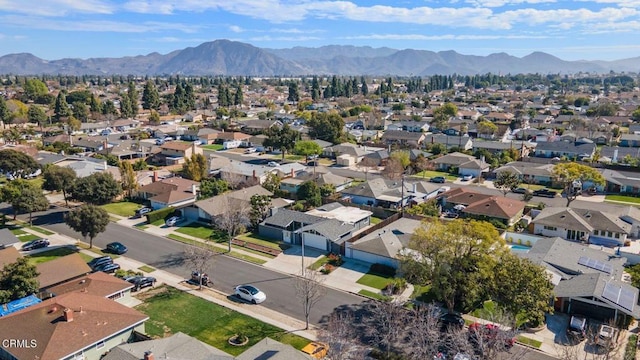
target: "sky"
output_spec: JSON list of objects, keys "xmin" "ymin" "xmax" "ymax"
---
[{"xmin": 0, "ymin": 0, "xmax": 639, "ymax": 61}]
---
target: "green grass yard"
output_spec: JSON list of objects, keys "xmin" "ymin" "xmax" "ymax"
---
[
  {"xmin": 28, "ymin": 226, "xmax": 54, "ymax": 235},
  {"xmin": 605, "ymin": 194, "xmax": 640, "ymax": 205},
  {"xmin": 309, "ymin": 256, "xmax": 328, "ymax": 271},
  {"xmin": 236, "ymin": 233, "xmax": 286, "ymax": 250},
  {"xmin": 26, "ymin": 247, "xmax": 79, "ymax": 264},
  {"xmin": 358, "ymin": 289, "xmax": 390, "ymax": 301},
  {"xmin": 101, "ymin": 201, "xmax": 143, "ymax": 217},
  {"xmin": 18, "ymin": 234, "xmax": 41, "ymax": 242},
  {"xmin": 370, "ymin": 217, "xmax": 383, "ymax": 225},
  {"xmin": 202, "ymin": 144, "xmax": 224, "ymax": 151},
  {"xmin": 166, "ymin": 234, "xmax": 267, "ymax": 265},
  {"xmin": 356, "ymin": 272, "xmax": 394, "ymax": 290},
  {"xmin": 135, "ymin": 286, "xmax": 309, "ymax": 356},
  {"xmin": 175, "ymin": 223, "xmax": 226, "ymax": 241},
  {"xmin": 412, "ymin": 170, "xmax": 458, "ymax": 181}
]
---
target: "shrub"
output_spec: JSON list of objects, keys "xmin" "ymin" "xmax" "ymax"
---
[
  {"xmin": 146, "ymin": 206, "xmax": 176, "ymax": 224},
  {"xmin": 624, "ymin": 334, "xmax": 637, "ymax": 360},
  {"xmin": 370, "ymin": 263, "xmax": 396, "ymax": 277},
  {"xmin": 320, "ymin": 264, "xmax": 335, "ymax": 274},
  {"xmin": 115, "ymin": 269, "xmax": 143, "ymax": 278},
  {"xmin": 327, "ymin": 253, "xmax": 343, "ymax": 266},
  {"xmin": 384, "ymin": 277, "xmax": 407, "ymax": 295}
]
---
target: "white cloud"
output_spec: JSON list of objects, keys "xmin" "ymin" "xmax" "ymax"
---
[
  {"xmin": 0, "ymin": 15, "xmax": 200, "ymax": 33},
  {"xmin": 466, "ymin": 0, "xmax": 556, "ymax": 7},
  {"xmin": 249, "ymin": 35, "xmax": 323, "ymax": 41},
  {"xmin": 229, "ymin": 25, "xmax": 244, "ymax": 33},
  {"xmin": 0, "ymin": 0, "xmax": 114, "ymax": 16},
  {"xmin": 343, "ymin": 33, "xmax": 551, "ymax": 40}
]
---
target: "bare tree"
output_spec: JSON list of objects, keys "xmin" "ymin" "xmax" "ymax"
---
[
  {"xmin": 318, "ymin": 312, "xmax": 367, "ymax": 360},
  {"xmin": 405, "ymin": 303, "xmax": 446, "ymax": 360},
  {"xmin": 357, "ymin": 157, "xmax": 378, "ymax": 181},
  {"xmin": 183, "ymin": 246, "xmax": 216, "ymax": 289},
  {"xmin": 294, "ymin": 270, "xmax": 326, "ymax": 330},
  {"xmin": 555, "ymin": 319, "xmax": 623, "ymax": 360},
  {"xmin": 366, "ymin": 299, "xmax": 408, "ymax": 357},
  {"xmin": 213, "ymin": 197, "xmax": 250, "ymax": 252}
]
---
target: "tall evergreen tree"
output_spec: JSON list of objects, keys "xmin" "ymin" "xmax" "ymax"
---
[
  {"xmin": 0, "ymin": 97, "xmax": 10, "ymax": 125},
  {"xmin": 54, "ymin": 92, "xmax": 70, "ymax": 120},
  {"xmin": 234, "ymin": 84, "xmax": 243, "ymax": 107},
  {"xmin": 142, "ymin": 80, "xmax": 160, "ymax": 110},
  {"xmin": 127, "ymin": 81, "xmax": 138, "ymax": 116}
]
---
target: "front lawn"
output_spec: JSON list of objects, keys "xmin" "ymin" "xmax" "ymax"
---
[
  {"xmin": 202, "ymin": 144, "xmax": 224, "ymax": 151},
  {"xmin": 411, "ymin": 284, "xmax": 437, "ymax": 303},
  {"xmin": 28, "ymin": 226, "xmax": 54, "ymax": 235},
  {"xmin": 26, "ymin": 247, "xmax": 78, "ymax": 264},
  {"xmin": 167, "ymin": 234, "xmax": 267, "ymax": 265},
  {"xmin": 359, "ymin": 289, "xmax": 391, "ymax": 301},
  {"xmin": 605, "ymin": 194, "xmax": 640, "ymax": 205},
  {"xmin": 101, "ymin": 201, "xmax": 143, "ymax": 217},
  {"xmin": 370, "ymin": 217, "xmax": 383, "ymax": 225},
  {"xmin": 412, "ymin": 170, "xmax": 457, "ymax": 181},
  {"xmin": 175, "ymin": 223, "xmax": 226, "ymax": 241},
  {"xmin": 309, "ymin": 256, "xmax": 328, "ymax": 271},
  {"xmin": 135, "ymin": 285, "xmax": 309, "ymax": 356},
  {"xmin": 356, "ymin": 272, "xmax": 394, "ymax": 290},
  {"xmin": 18, "ymin": 234, "xmax": 41, "ymax": 242},
  {"xmin": 236, "ymin": 233, "xmax": 286, "ymax": 250}
]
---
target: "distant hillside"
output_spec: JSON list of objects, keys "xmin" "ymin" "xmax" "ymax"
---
[{"xmin": 0, "ymin": 39, "xmax": 636, "ymax": 76}]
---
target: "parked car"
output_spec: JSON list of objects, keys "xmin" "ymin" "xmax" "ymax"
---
[
  {"xmin": 244, "ymin": 147, "xmax": 257, "ymax": 154},
  {"xmin": 88, "ymin": 256, "xmax": 113, "ymax": 270},
  {"xmin": 21, "ymin": 238, "xmax": 50, "ymax": 251},
  {"xmin": 135, "ymin": 207, "xmax": 152, "ymax": 218},
  {"xmin": 165, "ymin": 216, "xmax": 183, "ymax": 227},
  {"xmin": 595, "ymin": 324, "xmax": 618, "ymax": 348},
  {"xmin": 511, "ymin": 187, "xmax": 531, "ymax": 194},
  {"xmin": 127, "ymin": 276, "xmax": 157, "ymax": 291},
  {"xmin": 566, "ymin": 315, "xmax": 587, "ymax": 342},
  {"xmin": 301, "ymin": 342, "xmax": 329, "ymax": 359},
  {"xmin": 430, "ymin": 176, "xmax": 446, "ymax": 184},
  {"xmin": 461, "ymin": 174, "xmax": 474, "ymax": 181},
  {"xmin": 267, "ymin": 161, "xmax": 279, "ymax": 167},
  {"xmin": 105, "ymin": 242, "xmax": 128, "ymax": 255},
  {"xmin": 94, "ymin": 262, "xmax": 121, "ymax": 274},
  {"xmin": 193, "ymin": 140, "xmax": 203, "ymax": 145},
  {"xmin": 155, "ymin": 139, "xmax": 164, "ymax": 145},
  {"xmin": 533, "ymin": 188, "xmax": 558, "ymax": 198},
  {"xmin": 234, "ymin": 284, "xmax": 266, "ymax": 304},
  {"xmin": 439, "ymin": 312, "xmax": 465, "ymax": 331}
]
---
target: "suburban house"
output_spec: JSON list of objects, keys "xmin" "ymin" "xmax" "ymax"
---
[
  {"xmin": 153, "ymin": 142, "xmax": 203, "ymax": 166},
  {"xmin": 619, "ymin": 134, "xmax": 640, "ymax": 147},
  {"xmin": 236, "ymin": 337, "xmax": 315, "ymax": 360},
  {"xmin": 471, "ymin": 140, "xmax": 535, "ymax": 158},
  {"xmin": 340, "ymin": 178, "xmax": 413, "ymax": 209},
  {"xmin": 215, "ymin": 131, "xmax": 252, "ymax": 148},
  {"xmin": 322, "ymin": 143, "xmax": 383, "ymax": 164},
  {"xmin": 193, "ymin": 185, "xmax": 274, "ymax": 222},
  {"xmin": 259, "ymin": 204, "xmax": 370, "ymax": 253},
  {"xmin": 431, "ymin": 152, "xmax": 490, "ymax": 178},
  {"xmin": 533, "ymin": 141, "xmax": 596, "ymax": 159},
  {"xmin": 0, "ymin": 292, "xmax": 148, "ymax": 360},
  {"xmin": 218, "ymin": 161, "xmax": 306, "ymax": 186},
  {"xmin": 240, "ymin": 119, "xmax": 282, "ymax": 134},
  {"xmin": 518, "ymin": 237, "xmax": 640, "ymax": 322},
  {"xmin": 37, "ymin": 154, "xmax": 121, "ymax": 180},
  {"xmin": 494, "ymin": 161, "xmax": 555, "ymax": 185},
  {"xmin": 0, "ymin": 247, "xmax": 20, "ymax": 268},
  {"xmin": 423, "ymin": 134, "xmax": 473, "ymax": 150},
  {"xmin": 601, "ymin": 168, "xmax": 640, "ymax": 195},
  {"xmin": 37, "ymin": 253, "xmax": 93, "ymax": 292},
  {"xmin": 440, "ymin": 188, "xmax": 526, "ymax": 226},
  {"xmin": 345, "ymin": 217, "xmax": 422, "ymax": 268},
  {"xmin": 136, "ymin": 176, "xmax": 199, "ymax": 211},
  {"xmin": 103, "ymin": 332, "xmax": 234, "ymax": 360},
  {"xmin": 45, "ymin": 271, "xmax": 135, "ymax": 305},
  {"xmin": 530, "ymin": 207, "xmax": 633, "ymax": 246},
  {"xmin": 280, "ymin": 170, "xmax": 353, "ymax": 194},
  {"xmin": 381, "ymin": 130, "xmax": 426, "ymax": 147}
]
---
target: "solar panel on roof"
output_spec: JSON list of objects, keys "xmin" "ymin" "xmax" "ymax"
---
[
  {"xmin": 602, "ymin": 282, "xmax": 637, "ymax": 313},
  {"xmin": 578, "ymin": 256, "xmax": 613, "ymax": 275}
]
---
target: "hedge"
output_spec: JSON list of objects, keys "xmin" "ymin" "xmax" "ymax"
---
[
  {"xmin": 146, "ymin": 207, "xmax": 176, "ymax": 224},
  {"xmin": 624, "ymin": 334, "xmax": 637, "ymax": 360}
]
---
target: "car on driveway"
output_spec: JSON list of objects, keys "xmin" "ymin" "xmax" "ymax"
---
[
  {"xmin": 127, "ymin": 276, "xmax": 156, "ymax": 291},
  {"xmin": 511, "ymin": 187, "xmax": 531, "ymax": 194},
  {"xmin": 88, "ymin": 256, "xmax": 113, "ymax": 270},
  {"xmin": 94, "ymin": 262, "xmax": 121, "ymax": 274},
  {"xmin": 430, "ymin": 176, "xmax": 446, "ymax": 183},
  {"xmin": 135, "ymin": 207, "xmax": 152, "ymax": 218},
  {"xmin": 566, "ymin": 315, "xmax": 587, "ymax": 343},
  {"xmin": 461, "ymin": 174, "xmax": 474, "ymax": 181},
  {"xmin": 234, "ymin": 284, "xmax": 266, "ymax": 304},
  {"xmin": 595, "ymin": 324, "xmax": 619, "ymax": 348},
  {"xmin": 301, "ymin": 342, "xmax": 329, "ymax": 359},
  {"xmin": 533, "ymin": 188, "xmax": 558, "ymax": 198},
  {"xmin": 165, "ymin": 216, "xmax": 183, "ymax": 227},
  {"xmin": 106, "ymin": 242, "xmax": 128, "ymax": 255},
  {"xmin": 21, "ymin": 238, "xmax": 50, "ymax": 251}
]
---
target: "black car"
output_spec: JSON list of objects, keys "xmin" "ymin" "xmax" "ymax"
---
[
  {"xmin": 21, "ymin": 239, "xmax": 50, "ymax": 251},
  {"xmin": 440, "ymin": 313, "xmax": 465, "ymax": 331},
  {"xmin": 88, "ymin": 256, "xmax": 113, "ymax": 270},
  {"xmin": 566, "ymin": 315, "xmax": 587, "ymax": 342},
  {"xmin": 511, "ymin": 187, "xmax": 531, "ymax": 194},
  {"xmin": 106, "ymin": 242, "xmax": 128, "ymax": 255},
  {"xmin": 430, "ymin": 176, "xmax": 446, "ymax": 184},
  {"xmin": 532, "ymin": 189, "xmax": 557, "ymax": 198},
  {"xmin": 127, "ymin": 276, "xmax": 156, "ymax": 291},
  {"xmin": 94, "ymin": 262, "xmax": 121, "ymax": 274}
]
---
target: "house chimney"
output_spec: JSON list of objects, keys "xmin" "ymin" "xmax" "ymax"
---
[
  {"xmin": 63, "ymin": 308, "xmax": 73, "ymax": 322},
  {"xmin": 253, "ymin": 169, "xmax": 257, "ymax": 179},
  {"xmin": 144, "ymin": 351, "xmax": 154, "ymax": 360},
  {"xmin": 153, "ymin": 171, "xmax": 158, "ymax": 182},
  {"xmin": 290, "ymin": 168, "xmax": 294, "ymax": 178},
  {"xmin": 103, "ymin": 161, "xmax": 108, "ymax": 170},
  {"xmin": 191, "ymin": 184, "xmax": 197, "ymax": 195},
  {"xmin": 413, "ymin": 183, "xmax": 417, "ymax": 193}
]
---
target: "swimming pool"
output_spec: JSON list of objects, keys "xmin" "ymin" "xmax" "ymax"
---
[{"xmin": 509, "ymin": 244, "xmax": 531, "ymax": 252}]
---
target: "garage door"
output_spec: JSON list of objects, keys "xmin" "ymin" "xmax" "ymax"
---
[{"xmin": 303, "ymin": 234, "xmax": 327, "ymax": 251}]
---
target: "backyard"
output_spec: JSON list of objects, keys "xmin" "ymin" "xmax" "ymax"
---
[{"xmin": 135, "ymin": 285, "xmax": 310, "ymax": 356}]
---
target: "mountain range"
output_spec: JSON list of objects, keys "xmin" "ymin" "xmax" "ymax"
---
[{"xmin": 0, "ymin": 39, "xmax": 638, "ymax": 76}]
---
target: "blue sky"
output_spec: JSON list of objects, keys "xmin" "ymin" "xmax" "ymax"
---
[{"xmin": 0, "ymin": 0, "xmax": 638, "ymax": 61}]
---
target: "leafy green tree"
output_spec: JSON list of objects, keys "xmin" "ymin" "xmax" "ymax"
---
[
  {"xmin": 89, "ymin": 94, "xmax": 102, "ymax": 115},
  {"xmin": 264, "ymin": 124, "xmax": 298, "ymax": 160},
  {"xmin": 401, "ymin": 219, "xmax": 505, "ymax": 311},
  {"xmin": 0, "ymin": 258, "xmax": 39, "ymax": 304},
  {"xmin": 431, "ymin": 103, "xmax": 458, "ymax": 131},
  {"xmin": 28, "ymin": 105, "xmax": 47, "ymax": 128},
  {"xmin": 406, "ymin": 199, "xmax": 440, "ymax": 217},
  {"xmin": 42, "ymin": 165, "xmax": 77, "ymax": 207},
  {"xmin": 0, "ymin": 179, "xmax": 49, "ymax": 225},
  {"xmin": 119, "ymin": 161, "xmax": 137, "ymax": 199},
  {"xmin": 71, "ymin": 172, "xmax": 122, "ymax": 205},
  {"xmin": 307, "ymin": 111, "xmax": 345, "ymax": 144},
  {"xmin": 288, "ymin": 82, "xmax": 300, "ymax": 103},
  {"xmin": 0, "ymin": 149, "xmax": 40, "ymax": 179},
  {"xmin": 249, "ymin": 194, "xmax": 272, "ymax": 229},
  {"xmin": 491, "ymin": 252, "xmax": 554, "ymax": 327},
  {"xmin": 632, "ymin": 107, "xmax": 640, "ymax": 122},
  {"xmin": 182, "ymin": 153, "xmax": 207, "ymax": 182},
  {"xmin": 148, "ymin": 110, "xmax": 160, "ymax": 125},
  {"xmin": 390, "ymin": 150, "xmax": 411, "ymax": 169},
  {"xmin": 298, "ymin": 181, "xmax": 322, "ymax": 208},
  {"xmin": 102, "ymin": 99, "xmax": 117, "ymax": 115},
  {"xmin": 320, "ymin": 184, "xmax": 336, "ymax": 198},
  {"xmin": 198, "ymin": 178, "xmax": 229, "ymax": 199},
  {"xmin": 262, "ymin": 173, "xmax": 281, "ymax": 193},
  {"xmin": 127, "ymin": 81, "xmax": 138, "ymax": 117},
  {"xmin": 54, "ymin": 91, "xmax": 70, "ymax": 120},
  {"xmin": 234, "ymin": 84, "xmax": 243, "ymax": 106},
  {"xmin": 142, "ymin": 80, "xmax": 160, "ymax": 110},
  {"xmin": 494, "ymin": 170, "xmax": 521, "ymax": 196},
  {"xmin": 23, "ymin": 78, "xmax": 49, "ymax": 102},
  {"xmin": 552, "ymin": 162, "xmax": 605, "ymax": 206},
  {"xmin": 64, "ymin": 204, "xmax": 110, "ymax": 249},
  {"xmin": 72, "ymin": 101, "xmax": 88, "ymax": 122},
  {"xmin": 0, "ymin": 97, "xmax": 11, "ymax": 125},
  {"xmin": 477, "ymin": 120, "xmax": 498, "ymax": 138},
  {"xmin": 294, "ymin": 140, "xmax": 323, "ymax": 161}
]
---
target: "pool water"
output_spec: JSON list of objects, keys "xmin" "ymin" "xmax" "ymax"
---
[{"xmin": 509, "ymin": 244, "xmax": 531, "ymax": 252}]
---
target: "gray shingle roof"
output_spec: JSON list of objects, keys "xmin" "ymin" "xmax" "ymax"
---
[
  {"xmin": 262, "ymin": 209, "xmax": 323, "ymax": 228},
  {"xmin": 301, "ymin": 219, "xmax": 355, "ymax": 242},
  {"xmin": 103, "ymin": 332, "xmax": 233, "ymax": 360}
]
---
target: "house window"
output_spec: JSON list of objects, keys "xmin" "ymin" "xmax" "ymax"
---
[
  {"xmin": 608, "ymin": 231, "xmax": 613, "ymax": 237},
  {"xmin": 96, "ymin": 341, "xmax": 105, "ymax": 350},
  {"xmin": 109, "ymin": 292, "xmax": 123, "ymax": 300},
  {"xmin": 543, "ymin": 226, "xmax": 557, "ymax": 231},
  {"xmin": 615, "ymin": 233, "xmax": 620, "ymax": 239},
  {"xmin": 593, "ymin": 230, "xmax": 599, "ymax": 235},
  {"xmin": 73, "ymin": 352, "xmax": 85, "ymax": 360}
]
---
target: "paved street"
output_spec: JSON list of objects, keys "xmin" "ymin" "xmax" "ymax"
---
[{"xmin": 7, "ymin": 205, "xmax": 365, "ymax": 326}]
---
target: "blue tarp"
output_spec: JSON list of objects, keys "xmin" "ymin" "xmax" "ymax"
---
[{"xmin": 0, "ymin": 295, "xmax": 41, "ymax": 317}]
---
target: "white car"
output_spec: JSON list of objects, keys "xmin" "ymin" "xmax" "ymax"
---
[
  {"xmin": 462, "ymin": 174, "xmax": 474, "ymax": 181},
  {"xmin": 165, "ymin": 216, "xmax": 182, "ymax": 227},
  {"xmin": 267, "ymin": 161, "xmax": 279, "ymax": 167},
  {"xmin": 234, "ymin": 284, "xmax": 266, "ymax": 304}
]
